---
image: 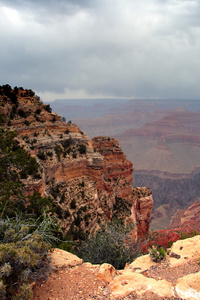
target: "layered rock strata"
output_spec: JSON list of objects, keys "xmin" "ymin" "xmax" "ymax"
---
[{"xmin": 0, "ymin": 87, "xmax": 153, "ymax": 241}]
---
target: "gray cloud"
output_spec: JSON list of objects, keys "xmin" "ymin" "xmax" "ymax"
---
[{"xmin": 1, "ymin": 0, "xmax": 200, "ymax": 100}]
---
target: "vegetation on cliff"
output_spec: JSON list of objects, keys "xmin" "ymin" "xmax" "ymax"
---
[
  {"xmin": 76, "ymin": 221, "xmax": 141, "ymax": 269},
  {"xmin": 0, "ymin": 85, "xmax": 62, "ymax": 298},
  {"xmin": 0, "ymin": 128, "xmax": 61, "ymax": 298}
]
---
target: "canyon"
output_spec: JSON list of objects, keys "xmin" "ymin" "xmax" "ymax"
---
[
  {"xmin": 0, "ymin": 86, "xmax": 153, "ymax": 243},
  {"xmin": 1, "ymin": 86, "xmax": 200, "ymax": 299},
  {"xmin": 53, "ymin": 99, "xmax": 200, "ymax": 230}
]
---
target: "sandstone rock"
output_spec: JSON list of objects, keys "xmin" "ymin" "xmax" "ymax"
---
[
  {"xmin": 109, "ymin": 269, "xmax": 174, "ymax": 298},
  {"xmin": 128, "ymin": 254, "xmax": 157, "ymax": 273},
  {"xmin": 169, "ymin": 235, "xmax": 200, "ymax": 267},
  {"xmin": 175, "ymin": 271, "xmax": 200, "ymax": 300},
  {"xmin": 97, "ymin": 263, "xmax": 117, "ymax": 283},
  {"xmin": 133, "ymin": 188, "xmax": 153, "ymax": 241},
  {"xmin": 50, "ymin": 248, "xmax": 83, "ymax": 270}
]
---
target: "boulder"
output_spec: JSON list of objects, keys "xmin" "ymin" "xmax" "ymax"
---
[
  {"xmin": 128, "ymin": 254, "xmax": 157, "ymax": 273},
  {"xmin": 50, "ymin": 248, "xmax": 83, "ymax": 270},
  {"xmin": 97, "ymin": 263, "xmax": 117, "ymax": 283},
  {"xmin": 169, "ymin": 235, "xmax": 200, "ymax": 267},
  {"xmin": 109, "ymin": 269, "xmax": 174, "ymax": 298},
  {"xmin": 175, "ymin": 271, "xmax": 200, "ymax": 300}
]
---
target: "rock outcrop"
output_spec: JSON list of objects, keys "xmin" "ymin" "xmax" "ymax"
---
[
  {"xmin": 176, "ymin": 272, "xmax": 200, "ymax": 300},
  {"xmin": 169, "ymin": 235, "xmax": 200, "ymax": 267},
  {"xmin": 50, "ymin": 248, "xmax": 83, "ymax": 270},
  {"xmin": 0, "ymin": 85, "xmax": 153, "ymax": 242},
  {"xmin": 34, "ymin": 235, "xmax": 200, "ymax": 300},
  {"xmin": 109, "ymin": 235, "xmax": 200, "ymax": 299},
  {"xmin": 97, "ymin": 263, "xmax": 117, "ymax": 283},
  {"xmin": 109, "ymin": 270, "xmax": 174, "ymax": 299}
]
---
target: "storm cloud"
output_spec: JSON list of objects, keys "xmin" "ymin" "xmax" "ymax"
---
[{"xmin": 1, "ymin": 0, "xmax": 200, "ymax": 100}]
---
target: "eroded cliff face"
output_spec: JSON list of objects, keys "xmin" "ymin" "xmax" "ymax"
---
[
  {"xmin": 92, "ymin": 137, "xmax": 153, "ymax": 240},
  {"xmin": 169, "ymin": 200, "xmax": 200, "ymax": 233},
  {"xmin": 0, "ymin": 87, "xmax": 153, "ymax": 241}
]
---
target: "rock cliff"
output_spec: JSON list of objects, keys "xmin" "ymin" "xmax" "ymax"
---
[{"xmin": 0, "ymin": 85, "xmax": 153, "ymax": 241}]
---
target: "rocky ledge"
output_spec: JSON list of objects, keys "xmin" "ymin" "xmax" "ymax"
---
[{"xmin": 33, "ymin": 235, "xmax": 200, "ymax": 300}]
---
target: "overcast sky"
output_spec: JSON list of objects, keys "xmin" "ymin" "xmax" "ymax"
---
[{"xmin": 1, "ymin": 0, "xmax": 200, "ymax": 101}]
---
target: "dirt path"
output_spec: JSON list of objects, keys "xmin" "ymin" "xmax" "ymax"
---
[{"xmin": 32, "ymin": 263, "xmax": 115, "ymax": 300}]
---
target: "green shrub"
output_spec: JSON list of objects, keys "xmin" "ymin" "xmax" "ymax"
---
[
  {"xmin": 2, "ymin": 84, "xmax": 11, "ymax": 97},
  {"xmin": 149, "ymin": 245, "xmax": 166, "ymax": 262},
  {"xmin": 64, "ymin": 210, "xmax": 70, "ymax": 218},
  {"xmin": 70, "ymin": 199, "xmax": 76, "ymax": 209},
  {"xmin": 52, "ymin": 116, "xmax": 56, "ymax": 123},
  {"xmin": 44, "ymin": 104, "xmax": 52, "ymax": 113},
  {"xmin": 27, "ymin": 191, "xmax": 54, "ymax": 219},
  {"xmin": 37, "ymin": 150, "xmax": 47, "ymax": 161},
  {"xmin": 24, "ymin": 120, "xmax": 30, "ymax": 126},
  {"xmin": 0, "ymin": 114, "xmax": 6, "ymax": 125},
  {"xmin": 0, "ymin": 216, "xmax": 59, "ymax": 299},
  {"xmin": 58, "ymin": 241, "xmax": 74, "ymax": 253},
  {"xmin": 76, "ymin": 222, "xmax": 140, "ymax": 269},
  {"xmin": 167, "ymin": 240, "xmax": 174, "ymax": 248},
  {"xmin": 60, "ymin": 193, "xmax": 66, "ymax": 204},
  {"xmin": 0, "ymin": 181, "xmax": 26, "ymax": 218},
  {"xmin": 35, "ymin": 108, "xmax": 41, "ymax": 115},
  {"xmin": 72, "ymin": 151, "xmax": 77, "ymax": 158},
  {"xmin": 10, "ymin": 92, "xmax": 18, "ymax": 104},
  {"xmin": 34, "ymin": 131, "xmax": 39, "ymax": 137},
  {"xmin": 54, "ymin": 144, "xmax": 63, "ymax": 161},
  {"xmin": 179, "ymin": 230, "xmax": 199, "ymax": 240},
  {"xmin": 78, "ymin": 144, "xmax": 86, "ymax": 154},
  {"xmin": 62, "ymin": 138, "xmax": 73, "ymax": 149},
  {"xmin": 46, "ymin": 151, "xmax": 53, "ymax": 157},
  {"xmin": 0, "ymin": 280, "xmax": 6, "ymax": 299},
  {"xmin": 55, "ymin": 205, "xmax": 63, "ymax": 218},
  {"xmin": 18, "ymin": 109, "xmax": 26, "ymax": 118}
]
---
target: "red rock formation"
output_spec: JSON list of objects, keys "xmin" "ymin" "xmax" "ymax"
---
[
  {"xmin": 92, "ymin": 136, "xmax": 134, "ymax": 199},
  {"xmin": 133, "ymin": 188, "xmax": 153, "ymax": 240},
  {"xmin": 92, "ymin": 137, "xmax": 153, "ymax": 241}
]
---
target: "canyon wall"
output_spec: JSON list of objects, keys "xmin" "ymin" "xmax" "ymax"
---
[{"xmin": 0, "ymin": 87, "xmax": 153, "ymax": 241}]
